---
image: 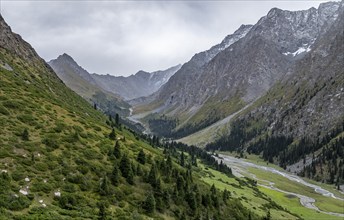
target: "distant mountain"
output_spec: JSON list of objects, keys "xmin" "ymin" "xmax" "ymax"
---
[
  {"xmin": 48, "ymin": 54, "xmax": 130, "ymax": 116},
  {"xmin": 135, "ymin": 1, "xmax": 341, "ymax": 141},
  {"xmin": 91, "ymin": 64, "xmax": 181, "ymax": 100}
]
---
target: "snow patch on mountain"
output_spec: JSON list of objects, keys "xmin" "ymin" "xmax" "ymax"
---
[{"xmin": 283, "ymin": 44, "xmax": 312, "ymax": 56}]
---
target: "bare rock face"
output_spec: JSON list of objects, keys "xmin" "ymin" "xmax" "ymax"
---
[
  {"xmin": 0, "ymin": 15, "xmax": 40, "ymax": 63},
  {"xmin": 138, "ymin": 2, "xmax": 341, "ymax": 138},
  {"xmin": 242, "ymin": 3, "xmax": 344, "ymax": 140},
  {"xmin": 155, "ymin": 24, "xmax": 253, "ymax": 111}
]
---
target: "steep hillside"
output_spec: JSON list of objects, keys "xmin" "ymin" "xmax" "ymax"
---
[
  {"xmin": 92, "ymin": 64, "xmax": 181, "ymax": 100},
  {"xmin": 48, "ymin": 54, "xmax": 130, "ymax": 117},
  {"xmin": 135, "ymin": 2, "xmax": 340, "ymax": 140},
  {"xmin": 206, "ymin": 3, "xmax": 344, "ymax": 185},
  {"xmin": 0, "ymin": 14, "xmax": 275, "ymax": 219}
]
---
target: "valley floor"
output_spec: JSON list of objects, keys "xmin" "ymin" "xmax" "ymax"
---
[{"xmin": 215, "ymin": 153, "xmax": 344, "ymax": 219}]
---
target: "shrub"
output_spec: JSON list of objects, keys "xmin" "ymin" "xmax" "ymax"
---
[
  {"xmin": 0, "ymin": 105, "xmax": 10, "ymax": 115},
  {"xmin": 83, "ymin": 148, "xmax": 103, "ymax": 160},
  {"xmin": 11, "ymin": 170, "xmax": 25, "ymax": 182},
  {"xmin": 53, "ymin": 122, "xmax": 66, "ymax": 133},
  {"xmin": 2, "ymin": 100, "xmax": 23, "ymax": 109},
  {"xmin": 58, "ymin": 193, "xmax": 85, "ymax": 210},
  {"xmin": 31, "ymin": 181, "xmax": 53, "ymax": 194},
  {"xmin": 17, "ymin": 114, "xmax": 37, "ymax": 126},
  {"xmin": 42, "ymin": 135, "xmax": 60, "ymax": 150},
  {"xmin": 34, "ymin": 162, "xmax": 48, "ymax": 172},
  {"xmin": 21, "ymin": 128, "xmax": 29, "ymax": 141},
  {"xmin": 77, "ymin": 165, "xmax": 89, "ymax": 175},
  {"xmin": 63, "ymin": 183, "xmax": 77, "ymax": 193},
  {"xmin": 5, "ymin": 194, "xmax": 31, "ymax": 211}
]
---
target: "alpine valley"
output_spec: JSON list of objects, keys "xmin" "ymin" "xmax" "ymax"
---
[{"xmin": 0, "ymin": 1, "xmax": 343, "ymax": 220}]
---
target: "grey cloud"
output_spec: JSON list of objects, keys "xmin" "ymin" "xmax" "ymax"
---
[{"xmin": 1, "ymin": 1, "xmax": 327, "ymax": 76}]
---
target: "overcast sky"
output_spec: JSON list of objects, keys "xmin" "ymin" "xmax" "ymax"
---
[{"xmin": 0, "ymin": 1, "xmax": 327, "ymax": 76}]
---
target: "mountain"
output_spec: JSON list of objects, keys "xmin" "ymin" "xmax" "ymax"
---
[
  {"xmin": 207, "ymin": 2, "xmax": 344, "ymax": 184},
  {"xmin": 48, "ymin": 53, "xmax": 100, "ymax": 97},
  {"xmin": 91, "ymin": 64, "xmax": 181, "ymax": 100},
  {"xmin": 0, "ymin": 13, "xmax": 269, "ymax": 220},
  {"xmin": 134, "ymin": 2, "xmax": 341, "ymax": 141},
  {"xmin": 48, "ymin": 54, "xmax": 130, "ymax": 116}
]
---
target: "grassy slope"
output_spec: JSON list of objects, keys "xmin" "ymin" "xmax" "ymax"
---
[
  {"xmin": 196, "ymin": 163, "xmax": 298, "ymax": 220},
  {"xmin": 0, "ymin": 39, "xmax": 260, "ymax": 219}
]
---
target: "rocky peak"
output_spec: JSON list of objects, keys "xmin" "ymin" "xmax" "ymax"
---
[
  {"xmin": 0, "ymin": 14, "xmax": 40, "ymax": 62},
  {"xmin": 49, "ymin": 53, "xmax": 98, "ymax": 85},
  {"xmin": 58, "ymin": 53, "xmax": 74, "ymax": 61},
  {"xmin": 189, "ymin": 24, "xmax": 253, "ymax": 68},
  {"xmin": 251, "ymin": 1, "xmax": 340, "ymax": 57},
  {"xmin": 134, "ymin": 70, "xmax": 151, "ymax": 80}
]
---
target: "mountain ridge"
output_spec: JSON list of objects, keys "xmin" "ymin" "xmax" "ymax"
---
[
  {"xmin": 133, "ymin": 1, "xmax": 341, "ymax": 140},
  {"xmin": 91, "ymin": 64, "xmax": 181, "ymax": 100}
]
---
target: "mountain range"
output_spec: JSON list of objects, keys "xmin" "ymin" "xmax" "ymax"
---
[
  {"xmin": 49, "ymin": 54, "xmax": 181, "ymax": 101},
  {"xmin": 1, "ymin": 1, "xmax": 344, "ymax": 218},
  {"xmin": 131, "ymin": 1, "xmax": 344, "ymax": 183},
  {"xmin": 135, "ymin": 1, "xmax": 341, "ymax": 138}
]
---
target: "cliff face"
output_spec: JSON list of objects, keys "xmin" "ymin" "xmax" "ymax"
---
[{"xmin": 237, "ymin": 3, "xmax": 344, "ymax": 140}]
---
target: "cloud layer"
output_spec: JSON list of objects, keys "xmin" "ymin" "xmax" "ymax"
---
[{"xmin": 1, "ymin": 1, "xmax": 325, "ymax": 76}]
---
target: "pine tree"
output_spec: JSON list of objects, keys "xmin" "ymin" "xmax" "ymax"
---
[
  {"xmin": 210, "ymin": 184, "xmax": 219, "ymax": 208},
  {"xmin": 113, "ymin": 141, "xmax": 121, "ymax": 159},
  {"xmin": 99, "ymin": 176, "xmax": 110, "ymax": 196},
  {"xmin": 180, "ymin": 152, "xmax": 185, "ymax": 167},
  {"xmin": 148, "ymin": 163, "xmax": 157, "ymax": 188},
  {"xmin": 143, "ymin": 193, "xmax": 156, "ymax": 214},
  {"xmin": 115, "ymin": 113, "xmax": 119, "ymax": 125},
  {"xmin": 119, "ymin": 154, "xmax": 131, "ymax": 178},
  {"xmin": 22, "ymin": 128, "xmax": 29, "ymax": 141},
  {"xmin": 126, "ymin": 168, "xmax": 134, "ymax": 185},
  {"xmin": 97, "ymin": 201, "xmax": 107, "ymax": 220},
  {"xmin": 223, "ymin": 189, "xmax": 230, "ymax": 203},
  {"xmin": 137, "ymin": 149, "xmax": 146, "ymax": 165},
  {"xmin": 186, "ymin": 191, "xmax": 197, "ymax": 214},
  {"xmin": 167, "ymin": 155, "xmax": 172, "ymax": 169},
  {"xmin": 265, "ymin": 210, "xmax": 271, "ymax": 220},
  {"xmin": 110, "ymin": 164, "xmax": 120, "ymax": 186},
  {"xmin": 109, "ymin": 128, "xmax": 116, "ymax": 140},
  {"xmin": 136, "ymin": 164, "xmax": 143, "ymax": 176}
]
